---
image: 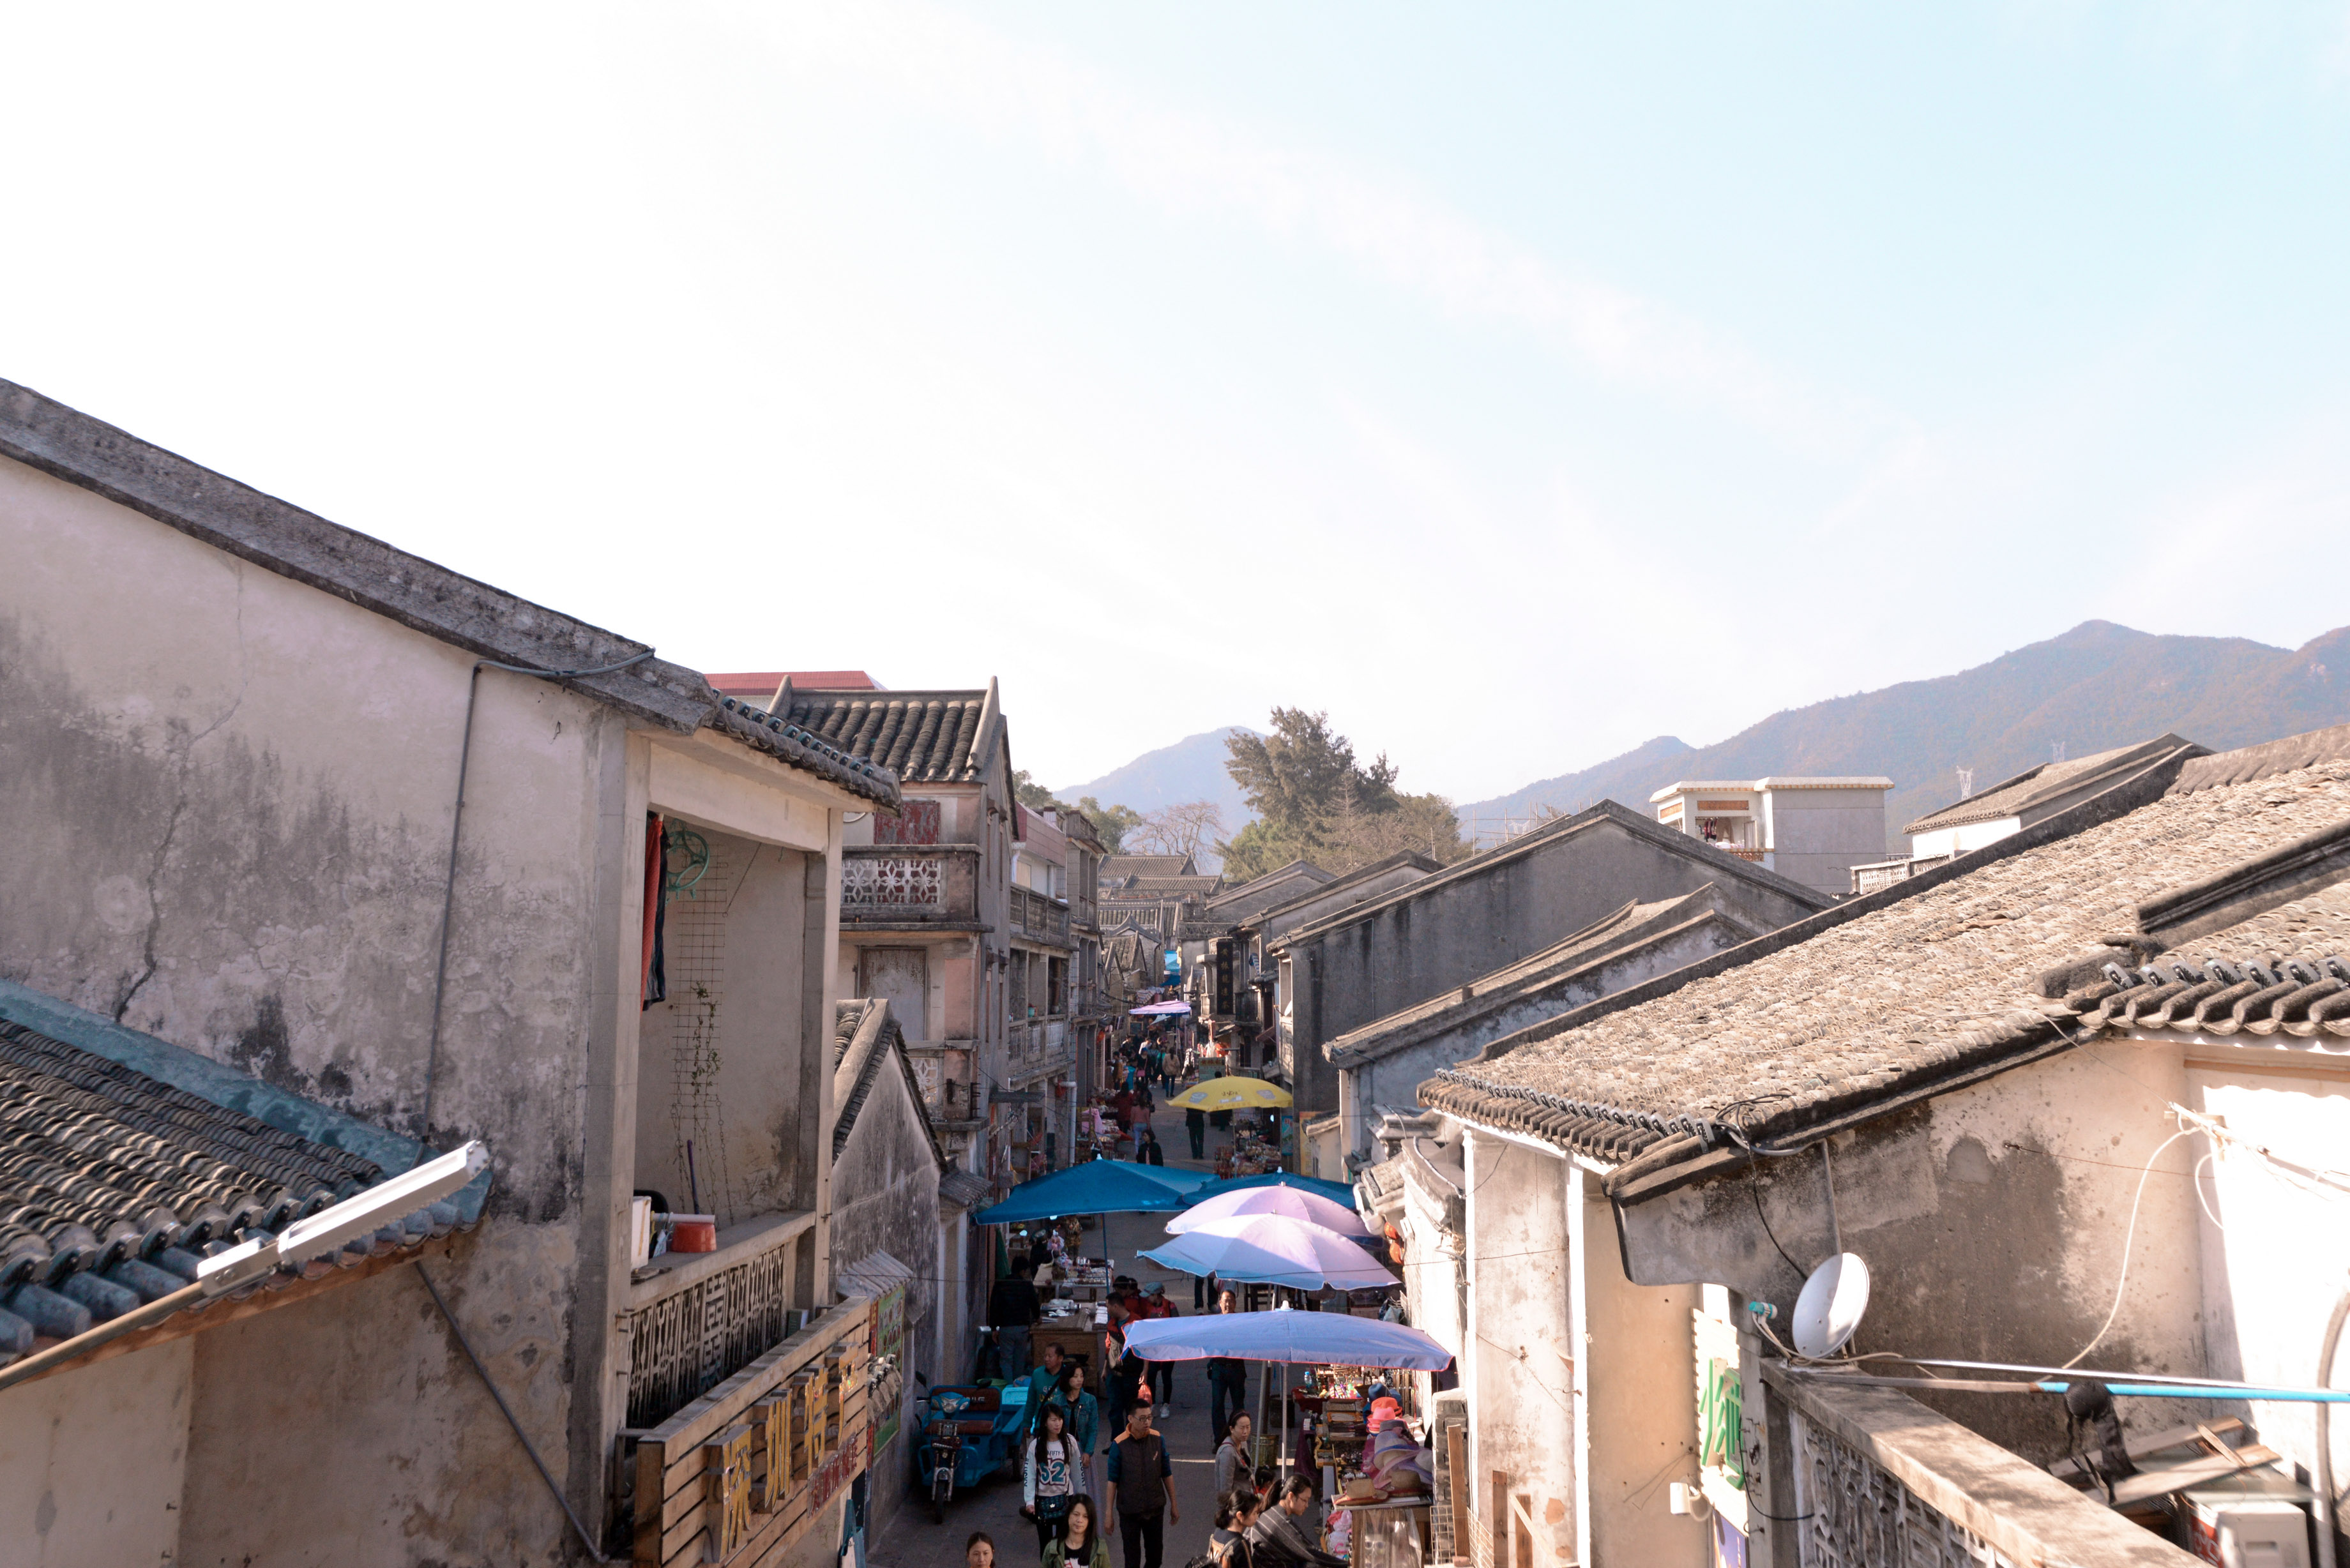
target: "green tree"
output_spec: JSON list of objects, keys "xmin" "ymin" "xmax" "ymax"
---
[
  {"xmin": 1223, "ymin": 709, "xmax": 1398, "ymax": 845},
  {"xmin": 1076, "ymin": 796, "xmax": 1144, "ymax": 854},
  {"xmin": 1218, "ymin": 709, "xmax": 1467, "ymax": 879},
  {"xmin": 1012, "ymin": 769, "xmax": 1063, "ymax": 811}
]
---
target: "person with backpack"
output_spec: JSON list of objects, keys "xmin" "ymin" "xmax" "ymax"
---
[
  {"xmin": 1022, "ymin": 1402, "xmax": 1082, "ymax": 1555},
  {"xmin": 1105, "ymin": 1401, "xmax": 1178, "ymax": 1568}
]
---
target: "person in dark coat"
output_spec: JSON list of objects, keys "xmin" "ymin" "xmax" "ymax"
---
[
  {"xmin": 1137, "ymin": 1128, "xmax": 1165, "ymax": 1166},
  {"xmin": 1185, "ymin": 1106, "xmax": 1207, "ymax": 1159},
  {"xmin": 989, "ymin": 1253, "xmax": 1043, "ymax": 1378}
]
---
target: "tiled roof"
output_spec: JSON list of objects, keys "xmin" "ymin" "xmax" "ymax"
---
[
  {"xmin": 1102, "ymin": 855, "xmax": 1195, "ymax": 880},
  {"xmin": 1239, "ymin": 850, "xmax": 1446, "ymax": 931},
  {"xmin": 1903, "ymin": 735, "xmax": 2195, "ymax": 836},
  {"xmin": 831, "ymin": 1001, "xmax": 947, "ymax": 1167},
  {"xmin": 1278, "ymin": 802, "xmax": 1826, "ymax": 952},
  {"xmin": 708, "ymin": 695, "xmax": 902, "ymax": 808},
  {"xmin": 0, "ymin": 1000, "xmax": 486, "ymax": 1351},
  {"xmin": 1420, "ymin": 728, "xmax": 2347, "ymax": 1163},
  {"xmin": 785, "ymin": 685, "xmax": 1003, "ymax": 787},
  {"xmin": 1328, "ymin": 886, "xmax": 1770, "ymax": 1067},
  {"xmin": 2051, "ymin": 866, "xmax": 2350, "ymax": 1040},
  {"xmin": 0, "ymin": 379, "xmax": 888, "ymax": 808},
  {"xmin": 706, "ymin": 671, "xmax": 879, "ymax": 698},
  {"xmin": 937, "ymin": 1170, "xmax": 996, "ymax": 1211}
]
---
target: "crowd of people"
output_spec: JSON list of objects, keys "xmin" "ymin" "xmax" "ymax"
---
[
  {"xmin": 966, "ymin": 1015, "xmax": 1342, "ymax": 1568},
  {"xmin": 980, "ymin": 1261, "xmax": 1347, "ymax": 1568}
]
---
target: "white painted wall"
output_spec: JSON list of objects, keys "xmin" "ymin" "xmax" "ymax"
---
[{"xmin": 0, "ymin": 1339, "xmax": 190, "ymax": 1567}]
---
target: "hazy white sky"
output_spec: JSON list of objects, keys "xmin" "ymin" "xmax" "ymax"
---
[{"xmin": 6, "ymin": 4, "xmax": 2347, "ymax": 801}]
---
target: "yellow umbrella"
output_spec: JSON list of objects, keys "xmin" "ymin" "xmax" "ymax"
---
[{"xmin": 1171, "ymin": 1076, "xmax": 1292, "ymax": 1110}]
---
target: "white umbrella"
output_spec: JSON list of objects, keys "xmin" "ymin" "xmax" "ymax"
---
[
  {"xmin": 1166, "ymin": 1184, "xmax": 1371, "ymax": 1238},
  {"xmin": 1142, "ymin": 1214, "xmax": 1397, "ymax": 1292}
]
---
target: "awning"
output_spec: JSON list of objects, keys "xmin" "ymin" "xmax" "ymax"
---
[
  {"xmin": 1122, "ymin": 1308, "xmax": 1449, "ymax": 1369},
  {"xmin": 1130, "ymin": 1001, "xmax": 1192, "ymax": 1016},
  {"xmin": 973, "ymin": 1159, "xmax": 1208, "ymax": 1224},
  {"xmin": 1185, "ymin": 1172, "xmax": 1360, "ymax": 1208},
  {"xmin": 1141, "ymin": 1213, "xmax": 1397, "ymax": 1292}
]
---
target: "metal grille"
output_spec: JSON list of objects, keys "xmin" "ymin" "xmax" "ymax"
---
[
  {"xmin": 1789, "ymin": 1408, "xmax": 2016, "ymax": 1568},
  {"xmin": 625, "ymin": 1242, "xmax": 796, "ymax": 1428}
]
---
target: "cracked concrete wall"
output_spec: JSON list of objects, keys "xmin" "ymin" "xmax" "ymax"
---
[
  {"xmin": 0, "ymin": 453, "xmax": 629, "ymax": 1564},
  {"xmin": 1616, "ymin": 1045, "xmax": 2210, "ymax": 1465}
]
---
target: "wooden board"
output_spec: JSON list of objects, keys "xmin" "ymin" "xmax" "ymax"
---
[{"xmin": 633, "ymin": 1299, "xmax": 875, "ymax": 1567}]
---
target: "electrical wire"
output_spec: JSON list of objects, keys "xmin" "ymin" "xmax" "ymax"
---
[
  {"xmin": 1747, "ymin": 1157, "xmax": 1806, "ymax": 1279},
  {"xmin": 2058, "ymin": 1125, "xmax": 2191, "ymax": 1369}
]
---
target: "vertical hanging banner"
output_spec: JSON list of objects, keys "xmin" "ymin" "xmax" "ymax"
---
[{"xmin": 1692, "ymin": 1305, "xmax": 1750, "ymax": 1533}]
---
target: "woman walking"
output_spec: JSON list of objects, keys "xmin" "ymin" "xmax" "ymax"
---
[
  {"xmin": 1047, "ymin": 1361, "xmax": 1100, "ymax": 1498},
  {"xmin": 1213, "ymin": 1412, "xmax": 1253, "ymax": 1497},
  {"xmin": 1022, "ymin": 1403, "xmax": 1081, "ymax": 1557},
  {"xmin": 1040, "ymin": 1495, "xmax": 1111, "ymax": 1568}
]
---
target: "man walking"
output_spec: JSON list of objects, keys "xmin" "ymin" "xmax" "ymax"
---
[
  {"xmin": 1105, "ymin": 1402, "xmax": 1178, "ymax": 1568},
  {"xmin": 1185, "ymin": 1104, "xmax": 1206, "ymax": 1161},
  {"xmin": 1207, "ymin": 1288, "xmax": 1248, "ymax": 1447},
  {"xmin": 989, "ymin": 1252, "xmax": 1042, "ymax": 1379}
]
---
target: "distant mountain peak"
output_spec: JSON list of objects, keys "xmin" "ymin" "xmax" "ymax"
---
[{"xmin": 1457, "ymin": 622, "xmax": 2350, "ymax": 852}]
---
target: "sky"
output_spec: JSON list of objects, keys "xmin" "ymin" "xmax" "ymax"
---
[{"xmin": 4, "ymin": 4, "xmax": 2348, "ymax": 803}]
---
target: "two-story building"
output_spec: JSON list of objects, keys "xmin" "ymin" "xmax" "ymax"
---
[
  {"xmin": 1646, "ymin": 774, "xmax": 1895, "ymax": 900},
  {"xmin": 0, "ymin": 381, "xmax": 897, "ymax": 1567}
]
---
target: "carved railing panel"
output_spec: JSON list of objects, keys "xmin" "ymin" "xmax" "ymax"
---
[
  {"xmin": 626, "ymin": 1243, "xmax": 794, "ymax": 1429},
  {"xmin": 842, "ymin": 856, "xmax": 944, "ymax": 913},
  {"xmin": 1789, "ymin": 1408, "xmax": 2016, "ymax": 1568}
]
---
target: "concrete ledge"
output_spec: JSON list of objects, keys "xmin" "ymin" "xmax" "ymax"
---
[
  {"xmin": 627, "ymin": 1209, "xmax": 817, "ymax": 1309},
  {"xmin": 1765, "ymin": 1364, "xmax": 2201, "ymax": 1567}
]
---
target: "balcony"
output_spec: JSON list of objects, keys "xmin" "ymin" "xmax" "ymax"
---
[
  {"xmin": 1010, "ymin": 887, "xmax": 1072, "ymax": 945},
  {"xmin": 840, "ymin": 845, "xmax": 979, "ymax": 928}
]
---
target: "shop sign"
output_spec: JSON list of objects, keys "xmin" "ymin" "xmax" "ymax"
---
[{"xmin": 1692, "ymin": 1306, "xmax": 1749, "ymax": 1528}]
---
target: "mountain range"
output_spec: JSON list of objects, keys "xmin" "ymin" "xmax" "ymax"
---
[
  {"xmin": 1056, "ymin": 728, "xmax": 1261, "ymax": 869},
  {"xmin": 1455, "ymin": 621, "xmax": 2350, "ymax": 850}
]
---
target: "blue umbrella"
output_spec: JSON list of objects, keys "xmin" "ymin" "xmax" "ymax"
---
[
  {"xmin": 1185, "ymin": 1172, "xmax": 1358, "ymax": 1209},
  {"xmin": 1122, "ymin": 1308, "xmax": 1448, "ymax": 1370},
  {"xmin": 973, "ymin": 1159, "xmax": 1205, "ymax": 1225}
]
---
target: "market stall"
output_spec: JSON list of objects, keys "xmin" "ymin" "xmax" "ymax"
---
[{"xmin": 1123, "ymin": 1309, "xmax": 1447, "ymax": 1564}]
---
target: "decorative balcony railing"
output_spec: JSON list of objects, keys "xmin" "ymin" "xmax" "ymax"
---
[
  {"xmin": 842, "ymin": 854, "xmax": 944, "ymax": 914},
  {"xmin": 1012, "ymin": 887, "xmax": 1070, "ymax": 942}
]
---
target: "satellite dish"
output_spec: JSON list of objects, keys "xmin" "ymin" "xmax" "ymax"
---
[{"xmin": 1792, "ymin": 1252, "xmax": 1871, "ymax": 1358}]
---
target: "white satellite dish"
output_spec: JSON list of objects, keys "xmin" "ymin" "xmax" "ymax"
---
[{"xmin": 1792, "ymin": 1252, "xmax": 1871, "ymax": 1359}]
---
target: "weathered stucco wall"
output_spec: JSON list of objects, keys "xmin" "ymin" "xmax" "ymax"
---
[
  {"xmin": 830, "ymin": 1058, "xmax": 944, "ymax": 1532},
  {"xmin": 1341, "ymin": 921, "xmax": 1740, "ymax": 1159},
  {"xmin": 1285, "ymin": 821, "xmax": 1818, "ymax": 1117},
  {"xmin": 0, "ymin": 453, "xmax": 623, "ymax": 1563},
  {"xmin": 1464, "ymin": 1131, "xmax": 1577, "ymax": 1568},
  {"xmin": 1577, "ymin": 1185, "xmax": 1706, "ymax": 1567},
  {"xmin": 1616, "ymin": 1044, "xmax": 2208, "ymax": 1461},
  {"xmin": 0, "ymin": 1338, "xmax": 191, "ymax": 1567},
  {"xmin": 635, "ymin": 826, "xmax": 813, "ymax": 1224}
]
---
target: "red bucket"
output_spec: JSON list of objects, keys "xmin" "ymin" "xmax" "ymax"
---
[{"xmin": 668, "ymin": 1214, "xmax": 718, "ymax": 1253}]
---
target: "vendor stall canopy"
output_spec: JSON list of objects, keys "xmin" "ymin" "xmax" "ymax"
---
[
  {"xmin": 1172, "ymin": 1076, "xmax": 1292, "ymax": 1111},
  {"xmin": 1167, "ymin": 1184, "xmax": 1370, "ymax": 1238},
  {"xmin": 1143, "ymin": 1212, "xmax": 1397, "ymax": 1292},
  {"xmin": 1121, "ymin": 1308, "xmax": 1448, "ymax": 1370},
  {"xmin": 972, "ymin": 1159, "xmax": 1206, "ymax": 1224}
]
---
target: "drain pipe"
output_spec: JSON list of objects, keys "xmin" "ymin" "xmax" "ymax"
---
[
  {"xmin": 420, "ymin": 649, "xmax": 655, "ymax": 1140},
  {"xmin": 2318, "ymin": 1282, "xmax": 2350, "ymax": 1568}
]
